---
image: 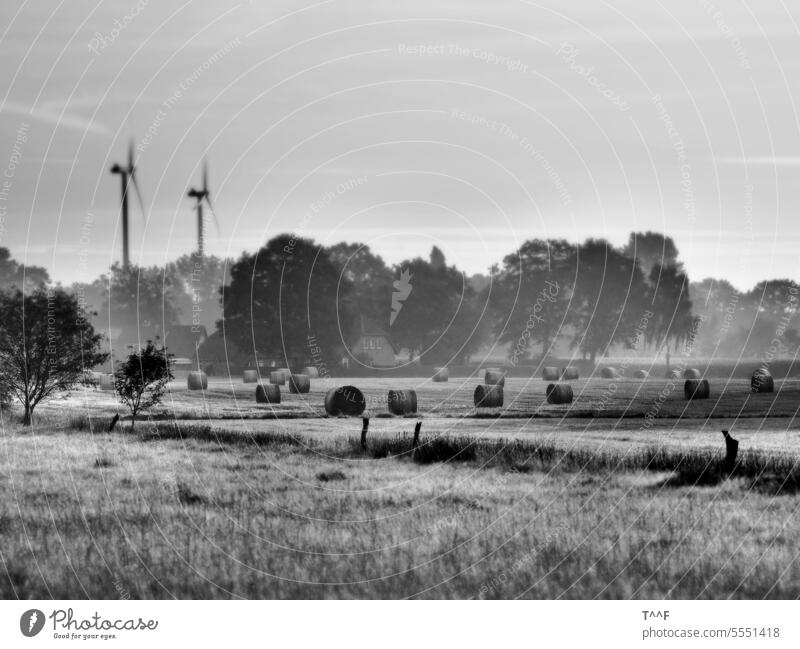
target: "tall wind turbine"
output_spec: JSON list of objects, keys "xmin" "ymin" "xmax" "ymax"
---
[
  {"xmin": 187, "ymin": 159, "xmax": 220, "ymax": 258},
  {"xmin": 110, "ymin": 141, "xmax": 146, "ymax": 268}
]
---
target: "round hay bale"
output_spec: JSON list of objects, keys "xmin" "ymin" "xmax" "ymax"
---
[
  {"xmin": 665, "ymin": 369, "xmax": 681, "ymax": 380},
  {"xmin": 751, "ymin": 369, "xmax": 774, "ymax": 393},
  {"xmin": 302, "ymin": 366, "xmax": 319, "ymax": 378},
  {"xmin": 99, "ymin": 373, "xmax": 115, "ymax": 391},
  {"xmin": 634, "ymin": 369, "xmax": 649, "ymax": 379},
  {"xmin": 432, "ymin": 367, "xmax": 449, "ymax": 382},
  {"xmin": 277, "ymin": 367, "xmax": 291, "ymax": 379},
  {"xmin": 546, "ymin": 383, "xmax": 573, "ymax": 404},
  {"xmin": 474, "ymin": 384, "xmax": 503, "ymax": 408},
  {"xmin": 188, "ymin": 371, "xmax": 207, "ymax": 390},
  {"xmin": 388, "ymin": 389, "xmax": 418, "ymax": 415},
  {"xmin": 684, "ymin": 368, "xmax": 701, "ymax": 379},
  {"xmin": 561, "ymin": 367, "xmax": 579, "ymax": 380},
  {"xmin": 288, "ymin": 374, "xmax": 310, "ymax": 394},
  {"xmin": 600, "ymin": 367, "xmax": 618, "ymax": 379},
  {"xmin": 269, "ymin": 371, "xmax": 285, "ymax": 385},
  {"xmin": 255, "ymin": 383, "xmax": 280, "ymax": 404},
  {"xmin": 684, "ymin": 379, "xmax": 710, "ymax": 400},
  {"xmin": 542, "ymin": 366, "xmax": 559, "ymax": 381},
  {"xmin": 324, "ymin": 386, "xmax": 366, "ymax": 416},
  {"xmin": 242, "ymin": 369, "xmax": 258, "ymax": 383},
  {"xmin": 484, "ymin": 369, "xmax": 505, "ymax": 386}
]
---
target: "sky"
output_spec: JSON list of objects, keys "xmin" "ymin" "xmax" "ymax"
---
[{"xmin": 0, "ymin": 0, "xmax": 799, "ymax": 289}]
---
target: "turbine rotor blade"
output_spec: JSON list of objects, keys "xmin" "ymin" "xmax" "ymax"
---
[
  {"xmin": 204, "ymin": 195, "xmax": 220, "ymax": 234},
  {"xmin": 130, "ymin": 173, "xmax": 147, "ymax": 224},
  {"xmin": 202, "ymin": 159, "xmax": 208, "ymax": 194}
]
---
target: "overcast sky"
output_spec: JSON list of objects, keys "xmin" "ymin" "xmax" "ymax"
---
[{"xmin": 1, "ymin": 0, "xmax": 798, "ymax": 289}]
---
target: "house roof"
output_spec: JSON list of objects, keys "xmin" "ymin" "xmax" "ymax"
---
[{"xmin": 354, "ymin": 315, "xmax": 397, "ymax": 353}]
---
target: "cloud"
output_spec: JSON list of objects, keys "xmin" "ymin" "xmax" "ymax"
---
[
  {"xmin": 716, "ymin": 155, "xmax": 800, "ymax": 166},
  {"xmin": 3, "ymin": 101, "xmax": 109, "ymax": 136}
]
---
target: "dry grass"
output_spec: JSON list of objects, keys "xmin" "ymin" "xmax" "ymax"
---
[{"xmin": 1, "ymin": 415, "xmax": 800, "ymax": 599}]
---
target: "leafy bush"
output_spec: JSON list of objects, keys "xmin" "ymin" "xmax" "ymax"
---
[{"xmin": 114, "ymin": 342, "xmax": 173, "ymax": 428}]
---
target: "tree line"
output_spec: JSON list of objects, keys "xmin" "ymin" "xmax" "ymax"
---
[
  {"xmin": 0, "ymin": 230, "xmax": 796, "ymax": 425},
  {"xmin": 59, "ymin": 230, "xmax": 800, "ymax": 369}
]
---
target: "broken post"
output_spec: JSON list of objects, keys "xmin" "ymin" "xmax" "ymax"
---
[
  {"xmin": 722, "ymin": 430, "xmax": 739, "ymax": 474},
  {"xmin": 108, "ymin": 413, "xmax": 119, "ymax": 433},
  {"xmin": 361, "ymin": 417, "xmax": 369, "ymax": 450},
  {"xmin": 412, "ymin": 420, "xmax": 422, "ymax": 451}
]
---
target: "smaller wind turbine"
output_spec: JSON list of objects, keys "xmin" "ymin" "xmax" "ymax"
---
[
  {"xmin": 110, "ymin": 141, "xmax": 146, "ymax": 268},
  {"xmin": 187, "ymin": 159, "xmax": 220, "ymax": 258}
]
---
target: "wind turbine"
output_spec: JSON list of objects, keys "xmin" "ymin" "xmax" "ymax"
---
[
  {"xmin": 187, "ymin": 159, "xmax": 220, "ymax": 258},
  {"xmin": 109, "ymin": 141, "xmax": 146, "ymax": 268}
]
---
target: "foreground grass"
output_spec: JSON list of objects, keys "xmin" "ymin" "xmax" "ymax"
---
[{"xmin": 1, "ymin": 416, "xmax": 799, "ymax": 598}]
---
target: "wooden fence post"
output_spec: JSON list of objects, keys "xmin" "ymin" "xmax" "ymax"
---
[
  {"xmin": 361, "ymin": 417, "xmax": 369, "ymax": 451},
  {"xmin": 722, "ymin": 430, "xmax": 739, "ymax": 474},
  {"xmin": 412, "ymin": 420, "xmax": 422, "ymax": 451}
]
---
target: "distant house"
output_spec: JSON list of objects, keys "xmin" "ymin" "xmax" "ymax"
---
[{"xmin": 351, "ymin": 317, "xmax": 396, "ymax": 367}]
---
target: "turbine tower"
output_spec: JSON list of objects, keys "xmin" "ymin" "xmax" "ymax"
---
[
  {"xmin": 109, "ymin": 141, "xmax": 146, "ymax": 268},
  {"xmin": 187, "ymin": 159, "xmax": 219, "ymax": 258}
]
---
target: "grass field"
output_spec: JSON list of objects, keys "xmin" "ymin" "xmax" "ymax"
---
[{"xmin": 2, "ymin": 374, "xmax": 799, "ymax": 599}]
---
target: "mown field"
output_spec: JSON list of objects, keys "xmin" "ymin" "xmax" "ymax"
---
[
  {"xmin": 38, "ymin": 374, "xmax": 800, "ymax": 421},
  {"xmin": 4, "ymin": 373, "xmax": 798, "ymax": 599}
]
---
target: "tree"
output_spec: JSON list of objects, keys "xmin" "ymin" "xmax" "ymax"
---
[
  {"xmin": 0, "ymin": 287, "xmax": 107, "ymax": 425},
  {"xmin": 747, "ymin": 279, "xmax": 799, "ymax": 319},
  {"xmin": 103, "ymin": 263, "xmax": 182, "ymax": 334},
  {"xmin": 429, "ymin": 245, "xmax": 446, "ymax": 270},
  {"xmin": 623, "ymin": 231, "xmax": 682, "ymax": 277},
  {"xmin": 327, "ymin": 242, "xmax": 393, "ymax": 329},
  {"xmin": 70, "ymin": 277, "xmax": 106, "ymax": 330},
  {"xmin": 222, "ymin": 234, "xmax": 351, "ymax": 367},
  {"xmin": 490, "ymin": 239, "xmax": 574, "ymax": 362},
  {"xmin": 0, "ymin": 247, "xmax": 50, "ymax": 291},
  {"xmin": 568, "ymin": 239, "xmax": 648, "ymax": 363},
  {"xmin": 645, "ymin": 264, "xmax": 694, "ymax": 367},
  {"xmin": 166, "ymin": 253, "xmax": 231, "ymax": 332},
  {"xmin": 420, "ymin": 288, "xmax": 487, "ymax": 366},
  {"xmin": 389, "ymin": 247, "xmax": 470, "ymax": 362},
  {"xmin": 114, "ymin": 341, "xmax": 173, "ymax": 428}
]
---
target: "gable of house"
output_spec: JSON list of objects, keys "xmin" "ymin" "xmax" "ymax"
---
[{"xmin": 351, "ymin": 317, "xmax": 396, "ymax": 366}]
